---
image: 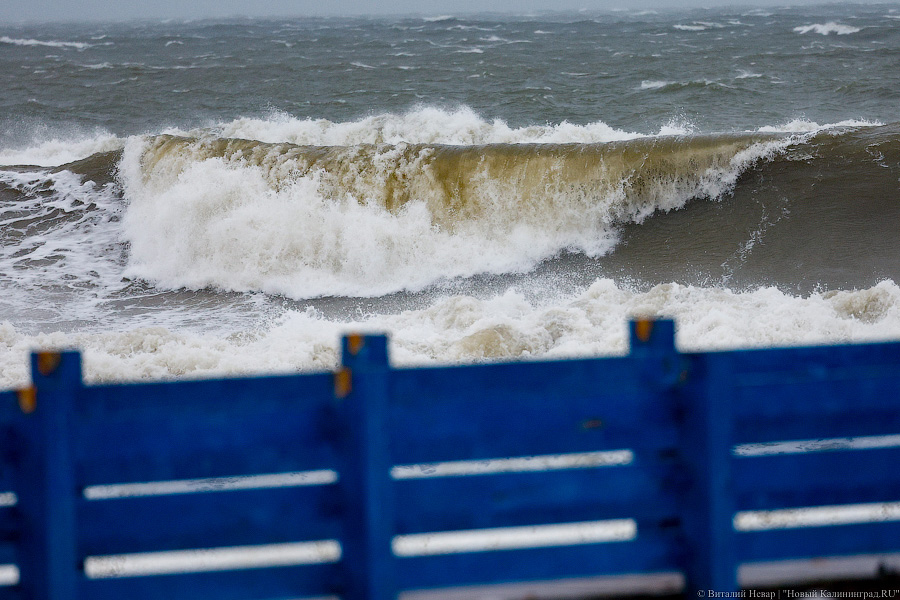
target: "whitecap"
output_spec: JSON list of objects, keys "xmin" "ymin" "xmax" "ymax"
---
[
  {"xmin": 756, "ymin": 118, "xmax": 881, "ymax": 134},
  {"xmin": 0, "ymin": 36, "xmax": 90, "ymax": 49},
  {"xmin": 674, "ymin": 24, "xmax": 708, "ymax": 32},
  {"xmin": 793, "ymin": 22, "xmax": 861, "ymax": 35}
]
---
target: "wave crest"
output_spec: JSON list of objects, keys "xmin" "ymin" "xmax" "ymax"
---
[
  {"xmin": 208, "ymin": 107, "xmax": 687, "ymax": 146},
  {"xmin": 793, "ymin": 22, "xmax": 861, "ymax": 35}
]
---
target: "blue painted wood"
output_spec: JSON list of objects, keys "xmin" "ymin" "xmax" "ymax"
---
[
  {"xmin": 628, "ymin": 319, "xmax": 687, "ymax": 391},
  {"xmin": 14, "ymin": 352, "xmax": 83, "ymax": 600},
  {"xmin": 0, "ymin": 539, "xmax": 17, "ymax": 564},
  {"xmin": 733, "ymin": 446, "xmax": 900, "ymax": 511},
  {"xmin": 79, "ymin": 562, "xmax": 342, "ymax": 600},
  {"xmin": 0, "ymin": 389, "xmax": 20, "ymax": 418},
  {"xmin": 389, "ymin": 363, "xmax": 678, "ymax": 465},
  {"xmin": 73, "ymin": 373, "xmax": 337, "ymax": 485},
  {"xmin": 78, "ymin": 484, "xmax": 342, "ymax": 555},
  {"xmin": 735, "ymin": 479, "xmax": 900, "ymax": 514},
  {"xmin": 395, "ymin": 530, "xmax": 679, "ymax": 590},
  {"xmin": 731, "ymin": 378, "xmax": 900, "ymax": 444},
  {"xmin": 0, "ymin": 586, "xmax": 23, "ymax": 600},
  {"xmin": 394, "ymin": 463, "xmax": 678, "ymax": 535},
  {"xmin": 737, "ymin": 520, "xmax": 900, "ymax": 563},
  {"xmin": 676, "ymin": 351, "xmax": 740, "ymax": 593},
  {"xmin": 735, "ymin": 408, "xmax": 900, "ymax": 446},
  {"xmin": 334, "ymin": 335, "xmax": 398, "ymax": 600},
  {"xmin": 727, "ymin": 341, "xmax": 900, "ymax": 383}
]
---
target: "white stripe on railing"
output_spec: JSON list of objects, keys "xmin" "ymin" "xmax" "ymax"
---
[
  {"xmin": 391, "ymin": 450, "xmax": 633, "ymax": 480},
  {"xmin": 735, "ymin": 501, "xmax": 900, "ymax": 531},
  {"xmin": 734, "ymin": 434, "xmax": 900, "ymax": 457},
  {"xmin": 0, "ymin": 565, "xmax": 18, "ymax": 586},
  {"xmin": 392, "ymin": 519, "xmax": 637, "ymax": 557},
  {"xmin": 85, "ymin": 540, "xmax": 342, "ymax": 579},
  {"xmin": 84, "ymin": 470, "xmax": 338, "ymax": 500}
]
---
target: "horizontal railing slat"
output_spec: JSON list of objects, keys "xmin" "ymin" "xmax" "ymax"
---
[
  {"xmin": 79, "ymin": 562, "xmax": 341, "ymax": 600},
  {"xmin": 0, "ymin": 585, "xmax": 22, "ymax": 600},
  {"xmin": 734, "ymin": 411, "xmax": 900, "ymax": 447},
  {"xmin": 736, "ymin": 482, "xmax": 900, "ymax": 514},
  {"xmin": 0, "ymin": 540, "xmax": 16, "ymax": 564},
  {"xmin": 732, "ymin": 446, "xmax": 900, "ymax": 511},
  {"xmin": 78, "ymin": 484, "xmax": 341, "ymax": 556},
  {"xmin": 388, "ymin": 361, "xmax": 677, "ymax": 464},
  {"xmin": 0, "ymin": 391, "xmax": 24, "ymax": 495},
  {"xmin": 395, "ymin": 531, "xmax": 677, "ymax": 591},
  {"xmin": 394, "ymin": 463, "xmax": 676, "ymax": 535},
  {"xmin": 77, "ymin": 373, "xmax": 333, "ymax": 418},
  {"xmin": 73, "ymin": 375, "xmax": 337, "ymax": 485},
  {"xmin": 730, "ymin": 342, "xmax": 900, "ymax": 377},
  {"xmin": 736, "ymin": 520, "xmax": 900, "ymax": 563},
  {"xmin": 0, "ymin": 390, "xmax": 22, "ymax": 422},
  {"xmin": 732, "ymin": 378, "xmax": 900, "ymax": 444}
]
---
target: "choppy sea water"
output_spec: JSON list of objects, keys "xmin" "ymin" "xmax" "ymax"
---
[{"xmin": 2, "ymin": 4, "xmax": 900, "ymax": 387}]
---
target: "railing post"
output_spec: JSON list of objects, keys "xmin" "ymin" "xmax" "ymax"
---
[
  {"xmin": 334, "ymin": 334, "xmax": 397, "ymax": 600},
  {"xmin": 677, "ymin": 351, "xmax": 739, "ymax": 593},
  {"xmin": 629, "ymin": 319, "xmax": 738, "ymax": 592},
  {"xmin": 629, "ymin": 318, "xmax": 683, "ymax": 390},
  {"xmin": 15, "ymin": 351, "xmax": 82, "ymax": 599}
]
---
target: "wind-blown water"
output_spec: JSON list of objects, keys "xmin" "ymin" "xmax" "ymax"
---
[{"xmin": 2, "ymin": 4, "xmax": 900, "ymax": 387}]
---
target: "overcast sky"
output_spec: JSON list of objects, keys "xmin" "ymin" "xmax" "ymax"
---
[{"xmin": 0, "ymin": 0, "xmax": 871, "ymax": 23}]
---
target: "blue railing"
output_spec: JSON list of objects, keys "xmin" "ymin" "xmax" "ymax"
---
[{"xmin": 2, "ymin": 319, "xmax": 900, "ymax": 599}]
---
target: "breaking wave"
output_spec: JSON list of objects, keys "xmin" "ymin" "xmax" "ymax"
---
[{"xmin": 117, "ymin": 131, "xmax": 789, "ymax": 298}]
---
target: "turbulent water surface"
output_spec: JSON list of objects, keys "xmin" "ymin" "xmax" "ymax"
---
[{"xmin": 2, "ymin": 4, "xmax": 900, "ymax": 387}]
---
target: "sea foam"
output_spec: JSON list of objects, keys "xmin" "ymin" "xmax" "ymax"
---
[{"xmin": 3, "ymin": 279, "xmax": 899, "ymax": 389}]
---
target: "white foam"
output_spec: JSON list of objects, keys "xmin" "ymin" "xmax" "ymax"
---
[
  {"xmin": 4, "ymin": 279, "xmax": 900, "ymax": 389},
  {"xmin": 208, "ymin": 106, "xmax": 667, "ymax": 146},
  {"xmin": 756, "ymin": 118, "xmax": 881, "ymax": 134},
  {"xmin": 793, "ymin": 22, "xmax": 861, "ymax": 35},
  {"xmin": 0, "ymin": 169, "xmax": 126, "ymax": 328},
  {"xmin": 0, "ymin": 132, "xmax": 122, "ymax": 167},
  {"xmin": 674, "ymin": 24, "xmax": 708, "ymax": 32},
  {"xmin": 0, "ymin": 36, "xmax": 91, "ymax": 49}
]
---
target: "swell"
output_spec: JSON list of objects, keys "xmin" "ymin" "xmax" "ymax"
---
[{"xmin": 599, "ymin": 123, "xmax": 900, "ymax": 292}]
